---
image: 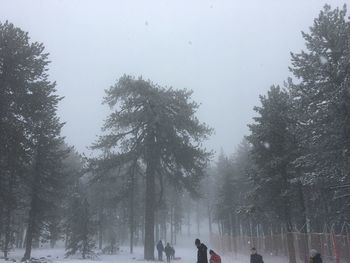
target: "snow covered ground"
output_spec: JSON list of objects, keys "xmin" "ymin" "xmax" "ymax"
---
[
  {"xmin": 0, "ymin": 246, "xmax": 290, "ymax": 263},
  {"xmin": 0, "ymin": 247, "xmax": 235, "ymax": 263},
  {"xmin": 0, "ymin": 235, "xmax": 290, "ymax": 263}
]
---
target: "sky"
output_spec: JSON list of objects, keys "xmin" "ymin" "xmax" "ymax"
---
[{"xmin": 0, "ymin": 0, "xmax": 346, "ymax": 157}]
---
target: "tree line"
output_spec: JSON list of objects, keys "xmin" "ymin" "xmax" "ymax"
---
[
  {"xmin": 0, "ymin": 20, "xmax": 212, "ymax": 260},
  {"xmin": 209, "ymin": 5, "xmax": 350, "ymax": 263}
]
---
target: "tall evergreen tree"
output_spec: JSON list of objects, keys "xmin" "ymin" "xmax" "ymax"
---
[
  {"xmin": 18, "ymin": 28, "xmax": 67, "ymax": 261},
  {"xmin": 247, "ymin": 86, "xmax": 298, "ymax": 263},
  {"xmin": 0, "ymin": 21, "xmax": 67, "ymax": 258},
  {"xmin": 289, "ymin": 4, "xmax": 350, "ymax": 227},
  {"xmin": 0, "ymin": 21, "xmax": 37, "ymax": 257},
  {"xmin": 92, "ymin": 75, "xmax": 212, "ymax": 260},
  {"xmin": 22, "ymin": 99, "xmax": 67, "ymax": 260},
  {"xmin": 214, "ymin": 151, "xmax": 235, "ymax": 237}
]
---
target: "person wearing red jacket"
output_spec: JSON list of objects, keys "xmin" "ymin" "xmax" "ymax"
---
[{"xmin": 209, "ymin": 250, "xmax": 221, "ymax": 263}]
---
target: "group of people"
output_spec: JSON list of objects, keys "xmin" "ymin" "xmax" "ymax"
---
[
  {"xmin": 195, "ymin": 238, "xmax": 322, "ymax": 263},
  {"xmin": 158, "ymin": 238, "xmax": 322, "ymax": 263},
  {"xmin": 157, "ymin": 240, "xmax": 175, "ymax": 262},
  {"xmin": 195, "ymin": 238, "xmax": 264, "ymax": 263},
  {"xmin": 195, "ymin": 238, "xmax": 221, "ymax": 263},
  {"xmin": 250, "ymin": 247, "xmax": 323, "ymax": 263},
  {"xmin": 195, "ymin": 238, "xmax": 260, "ymax": 263}
]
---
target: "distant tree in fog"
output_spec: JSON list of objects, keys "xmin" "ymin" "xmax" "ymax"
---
[
  {"xmin": 92, "ymin": 75, "xmax": 212, "ymax": 260},
  {"xmin": 247, "ymin": 86, "xmax": 298, "ymax": 263},
  {"xmin": 65, "ymin": 186, "xmax": 96, "ymax": 259}
]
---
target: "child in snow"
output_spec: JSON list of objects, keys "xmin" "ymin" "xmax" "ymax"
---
[{"xmin": 209, "ymin": 249, "xmax": 221, "ymax": 263}]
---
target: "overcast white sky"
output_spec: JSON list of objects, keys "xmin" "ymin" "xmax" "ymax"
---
[{"xmin": 0, "ymin": 0, "xmax": 346, "ymax": 156}]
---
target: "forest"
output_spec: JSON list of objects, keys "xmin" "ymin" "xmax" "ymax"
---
[{"xmin": 1, "ymin": 3, "xmax": 350, "ymax": 263}]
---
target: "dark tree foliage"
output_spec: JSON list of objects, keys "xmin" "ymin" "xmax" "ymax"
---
[
  {"xmin": 65, "ymin": 187, "xmax": 96, "ymax": 259},
  {"xmin": 20, "ymin": 32, "xmax": 67, "ymax": 263},
  {"xmin": 214, "ymin": 141, "xmax": 255, "ymax": 237},
  {"xmin": 92, "ymin": 75, "xmax": 212, "ymax": 259},
  {"xmin": 0, "ymin": 21, "xmax": 45, "ymax": 257},
  {"xmin": 289, "ymin": 4, "xmax": 350, "ymax": 227},
  {"xmin": 0, "ymin": 21, "xmax": 68, "ymax": 259},
  {"xmin": 247, "ymin": 86, "xmax": 299, "ymax": 263},
  {"xmin": 214, "ymin": 152, "xmax": 236, "ymax": 234},
  {"xmin": 22, "ymin": 84, "xmax": 67, "ymax": 260}
]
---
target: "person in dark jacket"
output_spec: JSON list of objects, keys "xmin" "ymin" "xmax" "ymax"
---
[
  {"xmin": 195, "ymin": 238, "xmax": 208, "ymax": 263},
  {"xmin": 170, "ymin": 246, "xmax": 175, "ymax": 260},
  {"xmin": 164, "ymin": 243, "xmax": 172, "ymax": 263},
  {"xmin": 309, "ymin": 249, "xmax": 322, "ymax": 263},
  {"xmin": 157, "ymin": 240, "xmax": 164, "ymax": 261},
  {"xmin": 250, "ymin": 247, "xmax": 264, "ymax": 263}
]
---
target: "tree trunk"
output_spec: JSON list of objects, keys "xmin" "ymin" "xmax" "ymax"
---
[
  {"xmin": 129, "ymin": 167, "xmax": 135, "ymax": 254},
  {"xmin": 230, "ymin": 212, "xmax": 237, "ymax": 255},
  {"xmin": 16, "ymin": 224, "xmax": 24, "ymax": 249},
  {"xmin": 144, "ymin": 156, "xmax": 156, "ymax": 260},
  {"xmin": 296, "ymin": 182, "xmax": 309, "ymax": 263},
  {"xmin": 163, "ymin": 216, "xmax": 167, "ymax": 242},
  {"xmin": 50, "ymin": 239, "xmax": 56, "ymax": 249},
  {"xmin": 155, "ymin": 222, "xmax": 159, "ymax": 244},
  {"xmin": 23, "ymin": 149, "xmax": 40, "ymax": 261},
  {"xmin": 170, "ymin": 206, "xmax": 174, "ymax": 244},
  {"xmin": 4, "ymin": 207, "xmax": 12, "ymax": 259},
  {"xmin": 82, "ymin": 239, "xmax": 87, "ymax": 259},
  {"xmin": 187, "ymin": 211, "xmax": 191, "ymax": 236},
  {"xmin": 98, "ymin": 209, "xmax": 103, "ymax": 250},
  {"xmin": 4, "ymin": 173, "xmax": 16, "ymax": 259},
  {"xmin": 285, "ymin": 214, "xmax": 296, "ymax": 263},
  {"xmin": 208, "ymin": 205, "xmax": 212, "ymax": 240},
  {"xmin": 196, "ymin": 203, "xmax": 200, "ymax": 236},
  {"xmin": 23, "ymin": 203, "xmax": 36, "ymax": 261}
]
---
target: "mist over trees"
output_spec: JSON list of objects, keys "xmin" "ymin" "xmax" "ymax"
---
[{"xmin": 1, "ymin": 3, "xmax": 350, "ymax": 263}]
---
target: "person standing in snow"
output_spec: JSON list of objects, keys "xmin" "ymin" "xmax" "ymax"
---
[
  {"xmin": 309, "ymin": 249, "xmax": 322, "ymax": 263},
  {"xmin": 157, "ymin": 240, "xmax": 164, "ymax": 261},
  {"xmin": 250, "ymin": 247, "xmax": 264, "ymax": 263},
  {"xmin": 164, "ymin": 243, "xmax": 172, "ymax": 263},
  {"xmin": 195, "ymin": 238, "xmax": 208, "ymax": 263},
  {"xmin": 209, "ymin": 249, "xmax": 221, "ymax": 263},
  {"xmin": 170, "ymin": 246, "xmax": 175, "ymax": 260}
]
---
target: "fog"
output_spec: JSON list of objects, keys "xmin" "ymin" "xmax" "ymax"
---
[
  {"xmin": 0, "ymin": 0, "xmax": 344, "ymax": 155},
  {"xmin": 3, "ymin": 1, "xmax": 350, "ymax": 262}
]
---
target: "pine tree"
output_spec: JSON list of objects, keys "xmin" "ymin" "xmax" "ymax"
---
[
  {"xmin": 289, "ymin": 4, "xmax": 350, "ymax": 228},
  {"xmin": 247, "ymin": 86, "xmax": 298, "ymax": 263},
  {"xmin": 92, "ymin": 75, "xmax": 212, "ymax": 260},
  {"xmin": 212, "ymin": 142, "xmax": 254, "ymax": 252},
  {"xmin": 0, "ymin": 21, "xmax": 66, "ymax": 258},
  {"xmin": 20, "ymin": 30, "xmax": 67, "ymax": 262},
  {"xmin": 215, "ymin": 151, "xmax": 235, "ymax": 236}
]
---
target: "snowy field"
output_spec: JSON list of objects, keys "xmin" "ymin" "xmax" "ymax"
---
[
  {"xmin": 0, "ymin": 246, "xmax": 290, "ymax": 263},
  {"xmin": 0, "ymin": 235, "xmax": 289, "ymax": 263}
]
